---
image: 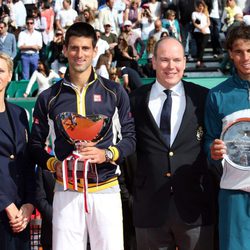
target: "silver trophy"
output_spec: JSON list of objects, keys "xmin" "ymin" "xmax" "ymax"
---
[{"xmin": 221, "ymin": 118, "xmax": 250, "ymax": 169}]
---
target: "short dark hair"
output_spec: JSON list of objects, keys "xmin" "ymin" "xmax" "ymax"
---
[
  {"xmin": 0, "ymin": 21, "xmax": 7, "ymax": 27},
  {"xmin": 64, "ymin": 22, "xmax": 97, "ymax": 48},
  {"xmin": 226, "ymin": 23, "xmax": 250, "ymax": 50},
  {"xmin": 26, "ymin": 17, "xmax": 34, "ymax": 23}
]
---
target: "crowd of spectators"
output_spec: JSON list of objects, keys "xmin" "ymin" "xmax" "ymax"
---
[{"xmin": 1, "ymin": 0, "xmax": 250, "ymax": 84}]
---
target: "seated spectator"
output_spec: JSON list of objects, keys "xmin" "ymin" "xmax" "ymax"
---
[
  {"xmin": 162, "ymin": 9, "xmax": 181, "ymax": 41},
  {"xmin": 58, "ymin": 66, "xmax": 66, "ymax": 79},
  {"xmin": 148, "ymin": 0, "xmax": 161, "ymax": 21},
  {"xmin": 23, "ymin": 59, "xmax": 59, "ymax": 97},
  {"xmin": 11, "ymin": 0, "xmax": 27, "ymax": 39},
  {"xmin": 0, "ymin": 0, "xmax": 10, "ymax": 25},
  {"xmin": 109, "ymin": 66, "xmax": 120, "ymax": 83},
  {"xmin": 124, "ymin": 0, "xmax": 142, "ymax": 30},
  {"xmin": 78, "ymin": 0, "xmax": 98, "ymax": 14},
  {"xmin": 55, "ymin": 0, "xmax": 78, "ymax": 33},
  {"xmin": 95, "ymin": 53, "xmax": 110, "ymax": 79},
  {"xmin": 142, "ymin": 54, "xmax": 156, "ymax": 78},
  {"xmin": 40, "ymin": 0, "xmax": 55, "ymax": 46},
  {"xmin": 146, "ymin": 35, "xmax": 156, "ymax": 59},
  {"xmin": 148, "ymin": 19, "xmax": 169, "ymax": 41},
  {"xmin": 101, "ymin": 20, "xmax": 118, "ymax": 52},
  {"xmin": 0, "ymin": 21, "xmax": 16, "ymax": 60},
  {"xmin": 140, "ymin": 4, "xmax": 154, "ymax": 40},
  {"xmin": 117, "ymin": 66, "xmax": 143, "ymax": 93},
  {"xmin": 113, "ymin": 33, "xmax": 136, "ymax": 69},
  {"xmin": 160, "ymin": 31, "xmax": 169, "ymax": 38},
  {"xmin": 221, "ymin": 0, "xmax": 243, "ymax": 33},
  {"xmin": 32, "ymin": 6, "xmax": 47, "ymax": 60},
  {"xmin": 32, "ymin": 6, "xmax": 47, "ymax": 34},
  {"xmin": 92, "ymin": 29, "xmax": 110, "ymax": 67},
  {"xmin": 98, "ymin": 0, "xmax": 119, "ymax": 35},
  {"xmin": 48, "ymin": 29, "xmax": 67, "ymax": 74},
  {"xmin": 123, "ymin": 20, "xmax": 145, "ymax": 61},
  {"xmin": 83, "ymin": 7, "xmax": 99, "ymax": 29}
]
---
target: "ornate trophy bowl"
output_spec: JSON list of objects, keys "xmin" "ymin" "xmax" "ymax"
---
[
  {"xmin": 56, "ymin": 112, "xmax": 110, "ymax": 143},
  {"xmin": 55, "ymin": 112, "xmax": 111, "ymax": 212},
  {"xmin": 221, "ymin": 118, "xmax": 250, "ymax": 169}
]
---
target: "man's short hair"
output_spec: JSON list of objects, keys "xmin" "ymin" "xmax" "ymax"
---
[
  {"xmin": 64, "ymin": 0, "xmax": 71, "ymax": 5},
  {"xmin": 153, "ymin": 37, "xmax": 184, "ymax": 58},
  {"xmin": 0, "ymin": 21, "xmax": 7, "ymax": 27},
  {"xmin": 26, "ymin": 16, "xmax": 34, "ymax": 22},
  {"xmin": 226, "ymin": 23, "xmax": 250, "ymax": 50},
  {"xmin": 64, "ymin": 22, "xmax": 97, "ymax": 48}
]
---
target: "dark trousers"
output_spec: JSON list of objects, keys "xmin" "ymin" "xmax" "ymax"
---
[
  {"xmin": 135, "ymin": 197, "xmax": 214, "ymax": 250},
  {"xmin": 209, "ymin": 18, "xmax": 222, "ymax": 55},
  {"xmin": 193, "ymin": 32, "xmax": 210, "ymax": 62},
  {"xmin": 0, "ymin": 220, "xmax": 30, "ymax": 250}
]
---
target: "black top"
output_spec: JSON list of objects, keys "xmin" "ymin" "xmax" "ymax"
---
[{"xmin": 121, "ymin": 66, "xmax": 143, "ymax": 91}]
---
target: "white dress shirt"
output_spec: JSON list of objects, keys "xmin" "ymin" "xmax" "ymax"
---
[
  {"xmin": 18, "ymin": 29, "xmax": 43, "ymax": 54},
  {"xmin": 148, "ymin": 80, "xmax": 186, "ymax": 146}
]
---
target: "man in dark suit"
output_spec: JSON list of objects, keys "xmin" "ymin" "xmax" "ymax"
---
[{"xmin": 130, "ymin": 37, "xmax": 215, "ymax": 250}]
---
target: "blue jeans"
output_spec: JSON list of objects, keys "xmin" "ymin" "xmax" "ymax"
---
[{"xmin": 21, "ymin": 53, "xmax": 39, "ymax": 80}]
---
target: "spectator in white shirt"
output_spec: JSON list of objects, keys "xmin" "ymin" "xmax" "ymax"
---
[
  {"xmin": 55, "ymin": 0, "xmax": 78, "ymax": 33},
  {"xmin": 98, "ymin": 0, "xmax": 120, "ymax": 35},
  {"xmin": 12, "ymin": 0, "xmax": 27, "ymax": 36},
  {"xmin": 148, "ymin": 0, "xmax": 161, "ymax": 21},
  {"xmin": 18, "ymin": 17, "xmax": 43, "ymax": 80},
  {"xmin": 92, "ymin": 29, "xmax": 110, "ymax": 67}
]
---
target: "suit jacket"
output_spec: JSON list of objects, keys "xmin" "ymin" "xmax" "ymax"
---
[
  {"xmin": 0, "ymin": 101, "xmax": 35, "ymax": 222},
  {"xmin": 35, "ymin": 166, "xmax": 55, "ymax": 248},
  {"xmin": 130, "ymin": 81, "xmax": 215, "ymax": 228},
  {"xmin": 0, "ymin": 32, "xmax": 17, "ymax": 59}
]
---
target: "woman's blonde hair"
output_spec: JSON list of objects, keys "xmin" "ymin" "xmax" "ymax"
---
[
  {"xmin": 195, "ymin": 0, "xmax": 209, "ymax": 16},
  {"xmin": 109, "ymin": 67, "xmax": 120, "ymax": 83},
  {"xmin": 0, "ymin": 52, "xmax": 13, "ymax": 74}
]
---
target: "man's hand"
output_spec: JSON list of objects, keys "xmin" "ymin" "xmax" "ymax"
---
[
  {"xmin": 210, "ymin": 139, "xmax": 227, "ymax": 160},
  {"xmin": 9, "ymin": 203, "xmax": 34, "ymax": 233},
  {"xmin": 54, "ymin": 160, "xmax": 63, "ymax": 181},
  {"xmin": 79, "ymin": 147, "xmax": 106, "ymax": 164}
]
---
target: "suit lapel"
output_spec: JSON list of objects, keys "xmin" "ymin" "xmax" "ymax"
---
[
  {"xmin": 172, "ymin": 81, "xmax": 196, "ymax": 146},
  {"xmin": 5, "ymin": 103, "xmax": 19, "ymax": 151},
  {"xmin": 141, "ymin": 84, "xmax": 169, "ymax": 148}
]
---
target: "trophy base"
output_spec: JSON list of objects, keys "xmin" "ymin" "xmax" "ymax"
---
[{"xmin": 66, "ymin": 160, "xmax": 97, "ymax": 179}]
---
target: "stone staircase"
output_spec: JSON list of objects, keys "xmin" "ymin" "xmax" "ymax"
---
[{"xmin": 184, "ymin": 48, "xmax": 226, "ymax": 77}]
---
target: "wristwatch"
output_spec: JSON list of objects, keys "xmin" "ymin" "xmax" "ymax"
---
[{"xmin": 105, "ymin": 149, "xmax": 113, "ymax": 162}]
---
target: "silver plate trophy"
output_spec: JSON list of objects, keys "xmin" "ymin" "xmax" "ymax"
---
[
  {"xmin": 56, "ymin": 112, "xmax": 111, "ymax": 212},
  {"xmin": 221, "ymin": 118, "xmax": 250, "ymax": 169}
]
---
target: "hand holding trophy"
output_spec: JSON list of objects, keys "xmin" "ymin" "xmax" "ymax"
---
[{"xmin": 56, "ymin": 112, "xmax": 110, "ymax": 212}]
